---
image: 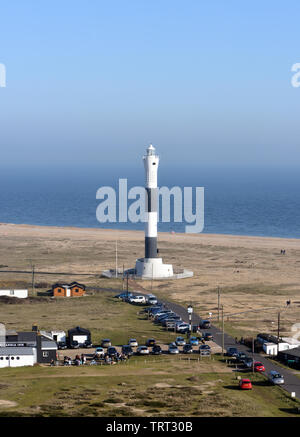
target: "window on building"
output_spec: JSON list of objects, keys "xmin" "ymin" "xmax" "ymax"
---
[
  {"xmin": 75, "ymin": 289, "xmax": 79, "ymax": 293},
  {"xmin": 5, "ymin": 357, "xmax": 9, "ymax": 360},
  {"xmin": 0, "ymin": 357, "xmax": 3, "ymax": 360},
  {"xmin": 43, "ymin": 351, "xmax": 49, "ymax": 357},
  {"xmin": 9, "ymin": 290, "xmax": 14, "ymax": 295},
  {"xmin": 11, "ymin": 356, "xmax": 14, "ymax": 360},
  {"xmin": 16, "ymin": 357, "xmax": 20, "ymax": 360}
]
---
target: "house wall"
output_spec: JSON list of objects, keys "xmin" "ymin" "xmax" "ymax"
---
[
  {"xmin": 70, "ymin": 286, "xmax": 85, "ymax": 297},
  {"xmin": 0, "ymin": 353, "xmax": 36, "ymax": 368},
  {"xmin": 53, "ymin": 286, "xmax": 66, "ymax": 297}
]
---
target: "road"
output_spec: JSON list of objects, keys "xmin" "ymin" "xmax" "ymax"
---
[{"xmin": 165, "ymin": 300, "xmax": 300, "ymax": 399}]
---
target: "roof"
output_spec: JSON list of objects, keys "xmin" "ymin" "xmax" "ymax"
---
[
  {"xmin": 41, "ymin": 341, "xmax": 57, "ymax": 350},
  {"xmin": 17, "ymin": 332, "xmax": 37, "ymax": 342},
  {"xmin": 0, "ymin": 347, "xmax": 35, "ymax": 356},
  {"xmin": 278, "ymin": 347, "xmax": 300, "ymax": 358},
  {"xmin": 52, "ymin": 282, "xmax": 86, "ymax": 290},
  {"xmin": 68, "ymin": 326, "xmax": 90, "ymax": 336}
]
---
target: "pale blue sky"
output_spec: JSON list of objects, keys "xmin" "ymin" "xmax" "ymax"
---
[{"xmin": 0, "ymin": 0, "xmax": 300, "ymax": 168}]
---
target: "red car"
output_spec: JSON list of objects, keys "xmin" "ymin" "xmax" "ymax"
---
[
  {"xmin": 254, "ymin": 361, "xmax": 265, "ymax": 372},
  {"xmin": 239, "ymin": 378, "xmax": 252, "ymax": 390}
]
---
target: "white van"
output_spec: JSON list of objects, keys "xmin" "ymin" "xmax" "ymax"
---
[
  {"xmin": 268, "ymin": 370, "xmax": 284, "ymax": 385},
  {"xmin": 129, "ymin": 295, "xmax": 146, "ymax": 304}
]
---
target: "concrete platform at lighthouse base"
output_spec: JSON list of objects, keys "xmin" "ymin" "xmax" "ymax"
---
[{"xmin": 135, "ymin": 258, "xmax": 194, "ymax": 280}]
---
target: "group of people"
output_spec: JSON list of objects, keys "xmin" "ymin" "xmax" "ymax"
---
[
  {"xmin": 63, "ymin": 354, "xmax": 86, "ymax": 366},
  {"xmin": 91, "ymin": 352, "xmax": 129, "ymax": 365}
]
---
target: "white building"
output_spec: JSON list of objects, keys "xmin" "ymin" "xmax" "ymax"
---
[
  {"xmin": 50, "ymin": 331, "xmax": 66, "ymax": 343},
  {"xmin": 0, "ymin": 289, "xmax": 28, "ymax": 299},
  {"xmin": 0, "ymin": 347, "xmax": 36, "ymax": 368}
]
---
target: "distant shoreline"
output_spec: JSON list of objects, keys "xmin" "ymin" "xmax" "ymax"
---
[{"xmin": 0, "ymin": 221, "xmax": 299, "ymax": 243}]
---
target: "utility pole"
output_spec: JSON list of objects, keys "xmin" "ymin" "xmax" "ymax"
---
[
  {"xmin": 115, "ymin": 240, "xmax": 118, "ymax": 278},
  {"xmin": 252, "ymin": 337, "xmax": 255, "ymax": 374},
  {"xmin": 151, "ymin": 263, "xmax": 153, "ymax": 291},
  {"xmin": 122, "ymin": 264, "xmax": 125, "ymax": 291},
  {"xmin": 126, "ymin": 271, "xmax": 129, "ymax": 299},
  {"xmin": 217, "ymin": 286, "xmax": 220, "ymax": 324},
  {"xmin": 277, "ymin": 312, "xmax": 281, "ymax": 342},
  {"xmin": 30, "ymin": 261, "xmax": 35, "ymax": 295},
  {"xmin": 221, "ymin": 305, "xmax": 224, "ymax": 357}
]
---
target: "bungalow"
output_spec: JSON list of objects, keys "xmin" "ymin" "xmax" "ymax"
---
[
  {"xmin": 52, "ymin": 282, "xmax": 86, "ymax": 298},
  {"xmin": 278, "ymin": 347, "xmax": 300, "ymax": 369}
]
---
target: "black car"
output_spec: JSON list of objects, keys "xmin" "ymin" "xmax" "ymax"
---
[
  {"xmin": 204, "ymin": 333, "xmax": 213, "ymax": 341},
  {"xmin": 83, "ymin": 340, "xmax": 93, "ymax": 348},
  {"xmin": 183, "ymin": 344, "xmax": 193, "ymax": 354},
  {"xmin": 121, "ymin": 345, "xmax": 133, "ymax": 356},
  {"xmin": 146, "ymin": 338, "xmax": 156, "ymax": 347},
  {"xmin": 236, "ymin": 351, "xmax": 247, "ymax": 362},
  {"xmin": 200, "ymin": 320, "xmax": 211, "ymax": 329},
  {"xmin": 107, "ymin": 346, "xmax": 118, "ymax": 357},
  {"xmin": 70, "ymin": 340, "xmax": 79, "ymax": 349},
  {"xmin": 226, "ymin": 347, "xmax": 239, "ymax": 357},
  {"xmin": 152, "ymin": 345, "xmax": 162, "ymax": 355},
  {"xmin": 57, "ymin": 341, "xmax": 67, "ymax": 350}
]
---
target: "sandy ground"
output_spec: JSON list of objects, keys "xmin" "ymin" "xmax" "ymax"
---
[{"xmin": 0, "ymin": 222, "xmax": 300, "ymax": 337}]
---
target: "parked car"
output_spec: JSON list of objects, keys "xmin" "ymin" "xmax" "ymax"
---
[
  {"xmin": 129, "ymin": 295, "xmax": 146, "ymax": 304},
  {"xmin": 192, "ymin": 324, "xmax": 201, "ymax": 333},
  {"xmin": 137, "ymin": 346, "xmax": 149, "ymax": 355},
  {"xmin": 268, "ymin": 371, "xmax": 285, "ymax": 385},
  {"xmin": 183, "ymin": 344, "xmax": 193, "ymax": 354},
  {"xmin": 146, "ymin": 338, "xmax": 156, "ymax": 347},
  {"xmin": 94, "ymin": 347, "xmax": 105, "ymax": 357},
  {"xmin": 175, "ymin": 336, "xmax": 186, "ymax": 346},
  {"xmin": 114, "ymin": 292, "xmax": 133, "ymax": 299},
  {"xmin": 83, "ymin": 340, "xmax": 93, "ymax": 348},
  {"xmin": 244, "ymin": 357, "xmax": 254, "ymax": 368},
  {"xmin": 204, "ymin": 333, "xmax": 213, "ymax": 341},
  {"xmin": 200, "ymin": 320, "xmax": 211, "ymax": 329},
  {"xmin": 107, "ymin": 346, "xmax": 118, "ymax": 357},
  {"xmin": 146, "ymin": 294, "xmax": 158, "ymax": 305},
  {"xmin": 239, "ymin": 379, "xmax": 252, "ymax": 390},
  {"xmin": 57, "ymin": 341, "xmax": 67, "ymax": 350},
  {"xmin": 168, "ymin": 344, "xmax": 180, "ymax": 354},
  {"xmin": 128, "ymin": 338, "xmax": 138, "ymax": 347},
  {"xmin": 189, "ymin": 336, "xmax": 199, "ymax": 346},
  {"xmin": 226, "ymin": 347, "xmax": 239, "ymax": 357},
  {"xmin": 254, "ymin": 361, "xmax": 265, "ymax": 373},
  {"xmin": 70, "ymin": 340, "xmax": 79, "ymax": 349},
  {"xmin": 152, "ymin": 345, "xmax": 162, "ymax": 355},
  {"xmin": 176, "ymin": 322, "xmax": 190, "ymax": 332},
  {"xmin": 236, "ymin": 351, "xmax": 247, "ymax": 362},
  {"xmin": 121, "ymin": 345, "xmax": 134, "ymax": 356},
  {"xmin": 101, "ymin": 339, "xmax": 112, "ymax": 348},
  {"xmin": 199, "ymin": 344, "xmax": 211, "ymax": 355}
]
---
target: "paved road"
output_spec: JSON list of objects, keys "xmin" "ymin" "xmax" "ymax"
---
[{"xmin": 165, "ymin": 300, "xmax": 300, "ymax": 399}]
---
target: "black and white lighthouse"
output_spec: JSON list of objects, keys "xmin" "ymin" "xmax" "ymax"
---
[{"xmin": 135, "ymin": 144, "xmax": 174, "ymax": 279}]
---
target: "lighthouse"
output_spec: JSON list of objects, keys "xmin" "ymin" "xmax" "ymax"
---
[{"xmin": 135, "ymin": 144, "xmax": 174, "ymax": 279}]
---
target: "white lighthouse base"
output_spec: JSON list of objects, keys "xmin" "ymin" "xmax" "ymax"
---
[{"xmin": 135, "ymin": 258, "xmax": 174, "ymax": 279}]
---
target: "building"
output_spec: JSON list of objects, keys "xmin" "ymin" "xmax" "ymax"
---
[
  {"xmin": 49, "ymin": 330, "xmax": 66, "ymax": 343},
  {"xmin": 52, "ymin": 282, "xmax": 86, "ymax": 297},
  {"xmin": 68, "ymin": 326, "xmax": 91, "ymax": 347},
  {"xmin": 0, "ymin": 347, "xmax": 36, "ymax": 368},
  {"xmin": 4, "ymin": 328, "xmax": 57, "ymax": 365},
  {"xmin": 257, "ymin": 333, "xmax": 300, "ymax": 356},
  {"xmin": 0, "ymin": 289, "xmax": 28, "ymax": 299},
  {"xmin": 278, "ymin": 347, "xmax": 300, "ymax": 368}
]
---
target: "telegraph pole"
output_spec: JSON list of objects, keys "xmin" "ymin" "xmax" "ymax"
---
[
  {"xmin": 277, "ymin": 312, "xmax": 281, "ymax": 342},
  {"xmin": 115, "ymin": 240, "xmax": 118, "ymax": 278},
  {"xmin": 221, "ymin": 304, "xmax": 224, "ymax": 357},
  {"xmin": 217, "ymin": 287, "xmax": 220, "ymax": 324}
]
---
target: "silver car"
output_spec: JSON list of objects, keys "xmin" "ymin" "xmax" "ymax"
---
[
  {"xmin": 175, "ymin": 336, "xmax": 186, "ymax": 346},
  {"xmin": 268, "ymin": 370, "xmax": 284, "ymax": 385},
  {"xmin": 168, "ymin": 344, "xmax": 180, "ymax": 354}
]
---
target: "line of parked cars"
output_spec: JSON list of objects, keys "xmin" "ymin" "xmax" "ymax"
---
[{"xmin": 114, "ymin": 292, "xmax": 158, "ymax": 306}]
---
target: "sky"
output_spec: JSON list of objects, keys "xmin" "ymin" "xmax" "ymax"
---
[{"xmin": 0, "ymin": 0, "xmax": 300, "ymax": 169}]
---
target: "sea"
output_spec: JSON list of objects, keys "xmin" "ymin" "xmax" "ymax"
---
[{"xmin": 0, "ymin": 165, "xmax": 299, "ymax": 239}]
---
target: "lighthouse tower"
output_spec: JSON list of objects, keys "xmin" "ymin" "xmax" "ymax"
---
[{"xmin": 135, "ymin": 145, "xmax": 173, "ymax": 279}]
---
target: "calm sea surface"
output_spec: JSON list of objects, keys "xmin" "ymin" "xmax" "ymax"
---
[{"xmin": 0, "ymin": 166, "xmax": 299, "ymax": 239}]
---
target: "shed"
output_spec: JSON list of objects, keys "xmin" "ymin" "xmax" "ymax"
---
[
  {"xmin": 0, "ymin": 289, "xmax": 28, "ymax": 299},
  {"xmin": 68, "ymin": 326, "xmax": 91, "ymax": 346},
  {"xmin": 263, "ymin": 342, "xmax": 278, "ymax": 355},
  {"xmin": 278, "ymin": 347, "xmax": 300, "ymax": 368}
]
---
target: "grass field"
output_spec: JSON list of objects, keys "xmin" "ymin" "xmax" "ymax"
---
[
  {"xmin": 0, "ymin": 290, "xmax": 300, "ymax": 416},
  {"xmin": 0, "ymin": 357, "xmax": 299, "ymax": 417}
]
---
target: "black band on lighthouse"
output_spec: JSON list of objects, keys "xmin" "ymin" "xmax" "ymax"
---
[{"xmin": 145, "ymin": 237, "xmax": 157, "ymax": 259}]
